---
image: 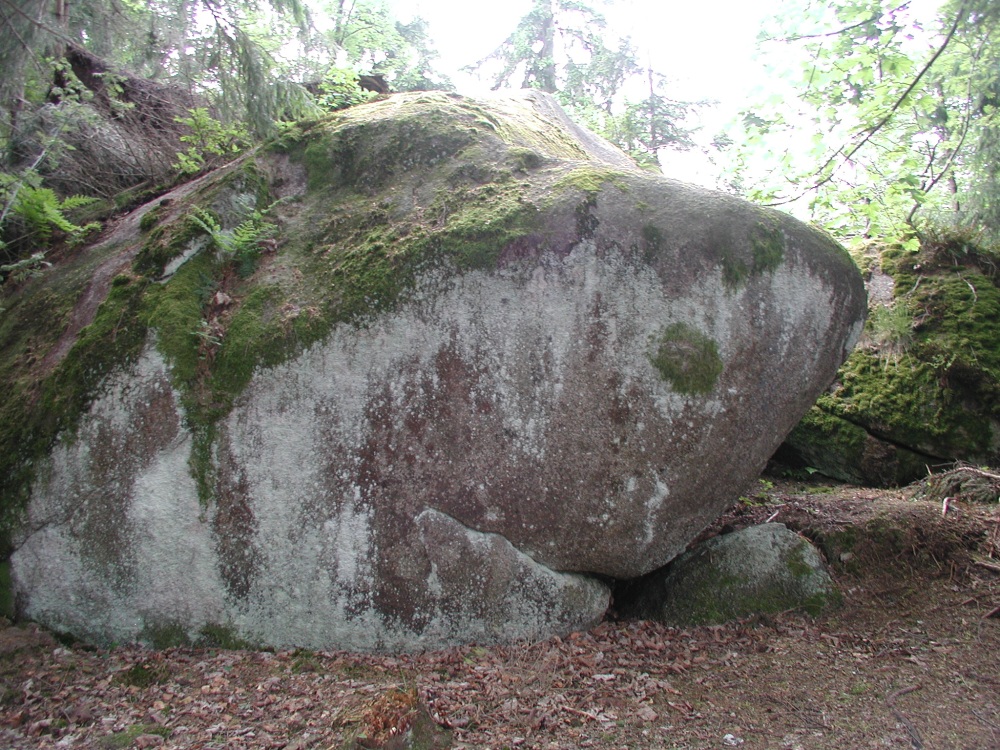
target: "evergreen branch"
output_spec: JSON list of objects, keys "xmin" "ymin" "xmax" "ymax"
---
[
  {"xmin": 0, "ymin": 0, "xmax": 49, "ymax": 78},
  {"xmin": 0, "ymin": 0, "xmax": 75, "ymax": 43}
]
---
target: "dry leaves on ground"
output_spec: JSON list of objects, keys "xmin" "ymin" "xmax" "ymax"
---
[{"xmin": 0, "ymin": 481, "xmax": 997, "ymax": 750}]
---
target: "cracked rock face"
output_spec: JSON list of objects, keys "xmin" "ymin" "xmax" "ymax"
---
[{"xmin": 10, "ymin": 92, "xmax": 866, "ymax": 650}]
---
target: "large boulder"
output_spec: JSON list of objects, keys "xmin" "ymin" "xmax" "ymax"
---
[{"xmin": 1, "ymin": 91, "xmax": 866, "ymax": 650}]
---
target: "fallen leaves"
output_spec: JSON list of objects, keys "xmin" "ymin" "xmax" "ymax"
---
[{"xmin": 0, "ymin": 484, "xmax": 997, "ymax": 749}]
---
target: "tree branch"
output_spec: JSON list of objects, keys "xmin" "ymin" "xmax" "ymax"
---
[
  {"xmin": 768, "ymin": 2, "xmax": 912, "ymax": 43},
  {"xmin": 767, "ymin": 0, "xmax": 970, "ymax": 208}
]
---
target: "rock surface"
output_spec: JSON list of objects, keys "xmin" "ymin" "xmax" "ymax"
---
[
  {"xmin": 4, "ymin": 91, "xmax": 866, "ymax": 650},
  {"xmin": 616, "ymin": 523, "xmax": 838, "ymax": 625},
  {"xmin": 778, "ymin": 238, "xmax": 1000, "ymax": 486}
]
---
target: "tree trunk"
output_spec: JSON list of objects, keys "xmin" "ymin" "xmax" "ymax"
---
[{"xmin": 538, "ymin": 0, "xmax": 556, "ymax": 93}]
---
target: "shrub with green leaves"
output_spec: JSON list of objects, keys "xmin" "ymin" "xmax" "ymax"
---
[
  {"xmin": 312, "ymin": 68, "xmax": 376, "ymax": 112},
  {"xmin": 173, "ymin": 108, "xmax": 251, "ymax": 175}
]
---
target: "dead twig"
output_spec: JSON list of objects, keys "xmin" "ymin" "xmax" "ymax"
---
[
  {"xmin": 886, "ymin": 684, "xmax": 924, "ymax": 750},
  {"xmin": 934, "ymin": 465, "xmax": 1000, "ymax": 482},
  {"xmin": 974, "ymin": 560, "xmax": 1000, "ymax": 574},
  {"xmin": 984, "ymin": 604, "xmax": 1000, "ymax": 619},
  {"xmin": 972, "ymin": 708, "xmax": 1000, "ymax": 731},
  {"xmin": 561, "ymin": 706, "xmax": 600, "ymax": 722}
]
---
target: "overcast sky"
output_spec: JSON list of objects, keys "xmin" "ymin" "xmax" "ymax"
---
[
  {"xmin": 385, "ymin": 0, "xmax": 946, "ymax": 188},
  {"xmin": 390, "ymin": 0, "xmax": 783, "ymax": 101},
  {"xmin": 383, "ymin": 0, "xmax": 789, "ymax": 185}
]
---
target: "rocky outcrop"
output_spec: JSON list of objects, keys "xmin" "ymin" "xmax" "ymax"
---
[
  {"xmin": 777, "ymin": 238, "xmax": 1000, "ymax": 486},
  {"xmin": 616, "ymin": 523, "xmax": 838, "ymax": 625},
  {"xmin": 3, "ymin": 91, "xmax": 866, "ymax": 650}
]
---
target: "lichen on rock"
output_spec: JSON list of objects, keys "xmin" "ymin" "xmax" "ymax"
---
[{"xmin": 4, "ymin": 91, "xmax": 866, "ymax": 650}]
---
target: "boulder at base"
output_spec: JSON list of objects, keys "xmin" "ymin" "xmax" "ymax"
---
[
  {"xmin": 5, "ymin": 91, "xmax": 866, "ymax": 651},
  {"xmin": 616, "ymin": 523, "xmax": 839, "ymax": 625}
]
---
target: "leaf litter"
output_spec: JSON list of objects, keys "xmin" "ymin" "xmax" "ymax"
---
[{"xmin": 0, "ymin": 477, "xmax": 997, "ymax": 749}]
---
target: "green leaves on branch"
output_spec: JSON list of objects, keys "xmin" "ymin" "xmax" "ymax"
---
[
  {"xmin": 311, "ymin": 70, "xmax": 376, "ymax": 112},
  {"xmin": 173, "ymin": 108, "xmax": 251, "ymax": 176},
  {"xmin": 728, "ymin": 0, "xmax": 1000, "ymax": 242}
]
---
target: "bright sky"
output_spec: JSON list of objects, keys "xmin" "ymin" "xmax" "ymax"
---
[
  {"xmin": 388, "ymin": 0, "xmax": 946, "ymax": 189},
  {"xmin": 385, "ymin": 0, "xmax": 788, "ymax": 186},
  {"xmin": 393, "ymin": 0, "xmax": 783, "ymax": 101}
]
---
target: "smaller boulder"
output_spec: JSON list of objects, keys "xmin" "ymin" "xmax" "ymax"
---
[{"xmin": 617, "ymin": 524, "xmax": 838, "ymax": 625}]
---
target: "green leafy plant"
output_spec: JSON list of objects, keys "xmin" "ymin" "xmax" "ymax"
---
[
  {"xmin": 173, "ymin": 108, "xmax": 251, "ymax": 175},
  {"xmin": 311, "ymin": 68, "xmax": 375, "ymax": 111},
  {"xmin": 8, "ymin": 186, "xmax": 100, "ymax": 244},
  {"xmin": 188, "ymin": 207, "xmax": 276, "ymax": 278},
  {"xmin": 0, "ymin": 252, "xmax": 51, "ymax": 285}
]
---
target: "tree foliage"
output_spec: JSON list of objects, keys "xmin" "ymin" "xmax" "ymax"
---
[
  {"xmin": 466, "ymin": 0, "xmax": 701, "ymax": 167},
  {"xmin": 0, "ymin": 0, "xmax": 453, "ymax": 266},
  {"xmin": 726, "ymin": 0, "xmax": 1000, "ymax": 242}
]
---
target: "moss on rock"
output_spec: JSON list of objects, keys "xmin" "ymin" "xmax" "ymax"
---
[
  {"xmin": 0, "ymin": 92, "xmax": 559, "ymax": 524},
  {"xmin": 617, "ymin": 523, "xmax": 839, "ymax": 626},
  {"xmin": 0, "ymin": 269, "xmax": 149, "ymax": 554},
  {"xmin": 649, "ymin": 322, "xmax": 724, "ymax": 395},
  {"xmin": 781, "ymin": 232, "xmax": 1000, "ymax": 484}
]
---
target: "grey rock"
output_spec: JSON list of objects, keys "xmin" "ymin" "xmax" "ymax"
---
[
  {"xmin": 9, "ymin": 91, "xmax": 865, "ymax": 650},
  {"xmin": 617, "ymin": 523, "xmax": 840, "ymax": 625}
]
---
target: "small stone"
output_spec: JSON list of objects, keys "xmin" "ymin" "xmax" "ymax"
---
[{"xmin": 636, "ymin": 705, "xmax": 658, "ymax": 723}]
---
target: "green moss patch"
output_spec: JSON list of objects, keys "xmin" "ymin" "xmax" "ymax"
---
[
  {"xmin": 99, "ymin": 724, "xmax": 171, "ymax": 749},
  {"xmin": 198, "ymin": 622, "xmax": 257, "ymax": 650},
  {"xmin": 620, "ymin": 526, "xmax": 839, "ymax": 626},
  {"xmin": 554, "ymin": 167, "xmax": 630, "ymax": 195},
  {"xmin": 0, "ymin": 271, "xmax": 149, "ymax": 554},
  {"xmin": 722, "ymin": 221, "xmax": 786, "ymax": 289},
  {"xmin": 650, "ymin": 322, "xmax": 723, "ymax": 395},
  {"xmin": 786, "ymin": 231, "xmax": 1000, "ymax": 480}
]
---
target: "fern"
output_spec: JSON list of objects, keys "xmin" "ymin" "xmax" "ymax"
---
[
  {"xmin": 11, "ymin": 187, "xmax": 99, "ymax": 242},
  {"xmin": 0, "ymin": 252, "xmax": 51, "ymax": 284},
  {"xmin": 188, "ymin": 207, "xmax": 276, "ymax": 278}
]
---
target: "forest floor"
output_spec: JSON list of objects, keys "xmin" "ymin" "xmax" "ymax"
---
[{"xmin": 0, "ymin": 476, "xmax": 997, "ymax": 750}]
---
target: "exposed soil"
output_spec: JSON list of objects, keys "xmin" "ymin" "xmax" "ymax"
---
[{"xmin": 0, "ymin": 477, "xmax": 997, "ymax": 750}]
